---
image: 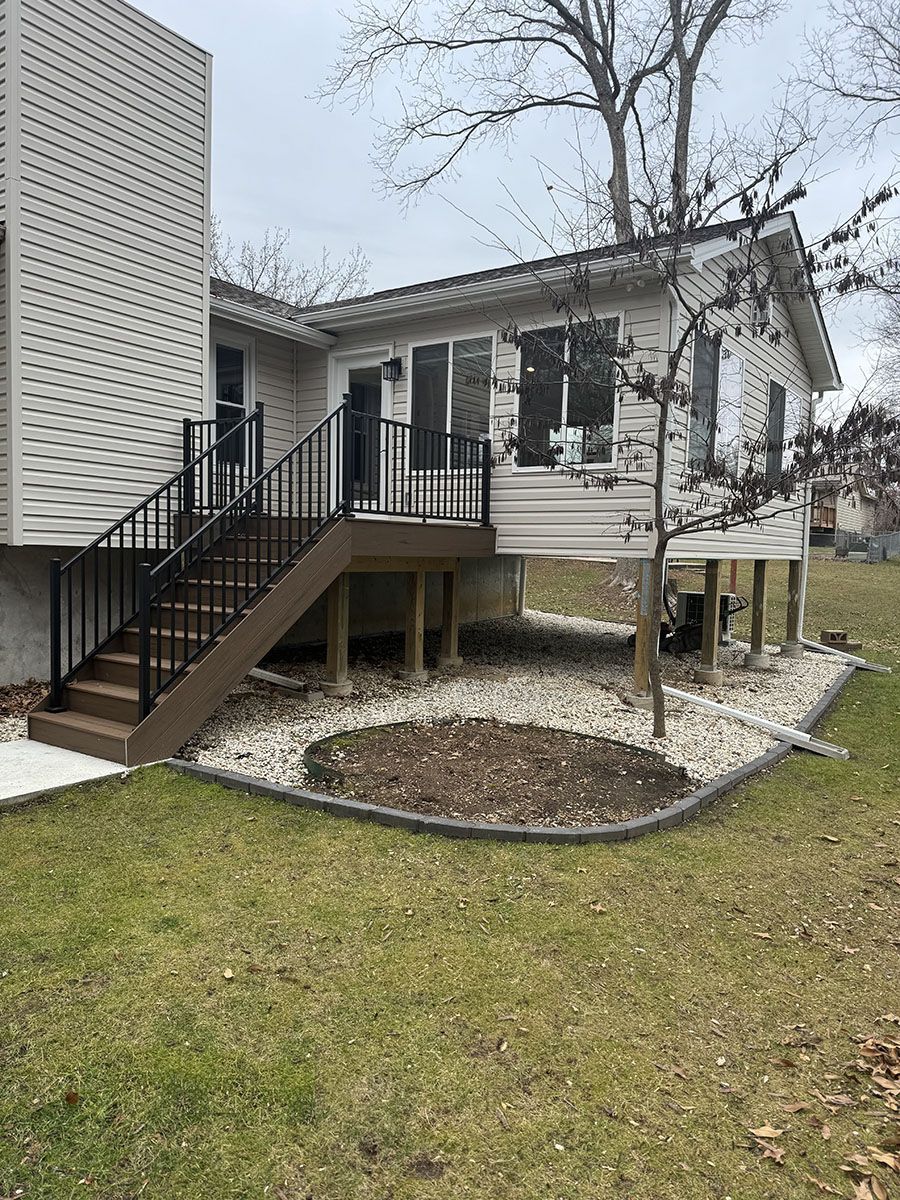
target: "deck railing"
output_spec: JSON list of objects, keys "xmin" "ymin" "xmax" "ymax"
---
[
  {"xmin": 49, "ymin": 399, "xmax": 492, "ymax": 719},
  {"xmin": 48, "ymin": 407, "xmax": 265, "ymax": 708}
]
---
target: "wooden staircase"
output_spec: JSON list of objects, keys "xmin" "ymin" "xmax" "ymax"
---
[
  {"xmin": 30, "ymin": 519, "xmax": 352, "ymax": 764},
  {"xmin": 29, "ymin": 399, "xmax": 493, "ymax": 767}
]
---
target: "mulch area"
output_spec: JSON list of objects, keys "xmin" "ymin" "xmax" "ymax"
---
[
  {"xmin": 313, "ymin": 717, "xmax": 691, "ymax": 827},
  {"xmin": 0, "ymin": 679, "xmax": 46, "ymax": 718}
]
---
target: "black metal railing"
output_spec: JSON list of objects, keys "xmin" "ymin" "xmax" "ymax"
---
[
  {"xmin": 48, "ymin": 406, "xmax": 265, "ymax": 709},
  {"xmin": 48, "ymin": 398, "xmax": 493, "ymax": 720},
  {"xmin": 137, "ymin": 402, "xmax": 492, "ymax": 717},
  {"xmin": 140, "ymin": 404, "xmax": 348, "ymax": 716},
  {"xmin": 345, "ymin": 407, "xmax": 491, "ymax": 524}
]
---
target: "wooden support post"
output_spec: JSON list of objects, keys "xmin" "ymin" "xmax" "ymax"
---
[
  {"xmin": 744, "ymin": 559, "xmax": 770, "ymax": 668},
  {"xmin": 693, "ymin": 559, "xmax": 724, "ymax": 685},
  {"xmin": 438, "ymin": 563, "xmax": 462, "ymax": 667},
  {"xmin": 625, "ymin": 558, "xmax": 654, "ymax": 710},
  {"xmin": 322, "ymin": 573, "xmax": 352, "ymax": 697},
  {"xmin": 780, "ymin": 558, "xmax": 804, "ymax": 658},
  {"xmin": 400, "ymin": 570, "xmax": 428, "ymax": 681}
]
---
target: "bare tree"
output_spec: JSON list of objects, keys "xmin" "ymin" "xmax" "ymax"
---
[
  {"xmin": 320, "ymin": 0, "xmax": 781, "ymax": 242},
  {"xmin": 211, "ymin": 216, "xmax": 371, "ymax": 307},
  {"xmin": 806, "ymin": 0, "xmax": 900, "ymax": 145}
]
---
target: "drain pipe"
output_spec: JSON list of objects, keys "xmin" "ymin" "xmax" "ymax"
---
[{"xmin": 662, "ymin": 685, "xmax": 849, "ymax": 759}]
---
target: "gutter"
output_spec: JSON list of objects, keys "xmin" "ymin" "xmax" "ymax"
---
[{"xmin": 210, "ymin": 298, "xmax": 336, "ymax": 349}]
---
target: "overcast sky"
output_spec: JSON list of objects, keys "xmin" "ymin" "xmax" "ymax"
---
[{"xmin": 141, "ymin": 0, "xmax": 895, "ymax": 398}]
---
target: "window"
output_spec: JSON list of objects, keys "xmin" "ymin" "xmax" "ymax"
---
[
  {"xmin": 212, "ymin": 334, "xmax": 254, "ymax": 464},
  {"xmin": 688, "ymin": 336, "xmax": 745, "ymax": 475},
  {"xmin": 716, "ymin": 349, "xmax": 744, "ymax": 477},
  {"xmin": 766, "ymin": 381, "xmax": 806, "ymax": 482},
  {"xmin": 410, "ymin": 336, "xmax": 493, "ymax": 468},
  {"xmin": 517, "ymin": 320, "xmax": 618, "ymax": 468}
]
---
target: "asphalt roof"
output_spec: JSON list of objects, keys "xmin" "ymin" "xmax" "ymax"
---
[{"xmin": 210, "ymin": 218, "xmax": 758, "ymax": 322}]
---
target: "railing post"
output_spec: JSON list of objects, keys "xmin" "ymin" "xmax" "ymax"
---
[
  {"xmin": 480, "ymin": 434, "xmax": 492, "ymax": 526},
  {"xmin": 182, "ymin": 418, "xmax": 196, "ymax": 516},
  {"xmin": 342, "ymin": 396, "xmax": 354, "ymax": 515},
  {"xmin": 138, "ymin": 562, "xmax": 152, "ymax": 721},
  {"xmin": 48, "ymin": 558, "xmax": 64, "ymax": 711},
  {"xmin": 254, "ymin": 404, "xmax": 266, "ymax": 513}
]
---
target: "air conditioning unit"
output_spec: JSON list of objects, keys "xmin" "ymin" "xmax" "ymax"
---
[{"xmin": 676, "ymin": 591, "xmax": 738, "ymax": 642}]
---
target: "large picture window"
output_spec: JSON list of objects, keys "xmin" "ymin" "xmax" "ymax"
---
[
  {"xmin": 410, "ymin": 336, "xmax": 493, "ymax": 468},
  {"xmin": 766, "ymin": 380, "xmax": 805, "ymax": 485},
  {"xmin": 517, "ymin": 319, "xmax": 618, "ymax": 468},
  {"xmin": 688, "ymin": 335, "xmax": 744, "ymax": 476}
]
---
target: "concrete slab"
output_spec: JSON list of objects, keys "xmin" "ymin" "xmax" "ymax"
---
[{"xmin": 0, "ymin": 739, "xmax": 123, "ymax": 806}]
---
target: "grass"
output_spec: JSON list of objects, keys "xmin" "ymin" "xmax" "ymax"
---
[{"xmin": 2, "ymin": 557, "xmax": 899, "ymax": 1199}]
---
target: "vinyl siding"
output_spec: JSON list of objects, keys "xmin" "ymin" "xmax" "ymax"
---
[
  {"xmin": 836, "ymin": 486, "xmax": 876, "ymax": 535},
  {"xmin": 667, "ymin": 246, "xmax": 814, "ymax": 561},
  {"xmin": 256, "ymin": 330, "xmax": 296, "ymax": 465},
  {"xmin": 15, "ymin": 0, "xmax": 210, "ymax": 545},
  {"xmin": 297, "ymin": 291, "xmax": 660, "ymax": 559},
  {"xmin": 0, "ymin": 4, "xmax": 7, "ymax": 542}
]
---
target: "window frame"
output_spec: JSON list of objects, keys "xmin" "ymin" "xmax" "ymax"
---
[
  {"xmin": 208, "ymin": 325, "xmax": 257, "ymax": 420},
  {"xmin": 407, "ymin": 330, "xmax": 497, "ymax": 456},
  {"xmin": 686, "ymin": 335, "xmax": 746, "ymax": 476},
  {"xmin": 766, "ymin": 375, "xmax": 808, "ymax": 484},
  {"xmin": 512, "ymin": 315, "xmax": 623, "ymax": 473}
]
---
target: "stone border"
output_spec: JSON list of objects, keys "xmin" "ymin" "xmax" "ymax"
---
[{"xmin": 166, "ymin": 662, "xmax": 859, "ymax": 843}]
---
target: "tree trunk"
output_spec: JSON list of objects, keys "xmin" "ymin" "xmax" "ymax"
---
[
  {"xmin": 648, "ymin": 548, "xmax": 667, "ymax": 737},
  {"xmin": 607, "ymin": 119, "xmax": 635, "ymax": 242}
]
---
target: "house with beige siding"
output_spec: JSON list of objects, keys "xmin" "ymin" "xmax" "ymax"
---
[{"xmin": 0, "ymin": 0, "xmax": 841, "ymax": 763}]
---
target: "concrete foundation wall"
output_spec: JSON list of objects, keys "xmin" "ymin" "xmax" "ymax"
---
[{"xmin": 0, "ymin": 546, "xmax": 525, "ymax": 684}]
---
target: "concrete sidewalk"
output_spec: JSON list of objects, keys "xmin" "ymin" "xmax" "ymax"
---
[{"xmin": 0, "ymin": 739, "xmax": 123, "ymax": 807}]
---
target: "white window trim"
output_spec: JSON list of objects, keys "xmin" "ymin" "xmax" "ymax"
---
[
  {"xmin": 326, "ymin": 345, "xmax": 393, "ymax": 418},
  {"xmin": 512, "ymin": 315, "xmax": 622, "ymax": 473},
  {"xmin": 407, "ymin": 331, "xmax": 497, "ymax": 444},
  {"xmin": 766, "ymin": 374, "xmax": 810, "ymax": 474},
  {"xmin": 209, "ymin": 325, "xmax": 256, "ymax": 418},
  {"xmin": 715, "ymin": 345, "xmax": 745, "ymax": 477},
  {"xmin": 686, "ymin": 336, "xmax": 748, "ymax": 473}
]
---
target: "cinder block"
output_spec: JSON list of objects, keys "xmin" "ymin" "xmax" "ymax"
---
[
  {"xmin": 419, "ymin": 815, "xmax": 472, "ymax": 839},
  {"xmin": 468, "ymin": 822, "xmax": 526, "ymax": 842},
  {"xmin": 368, "ymin": 805, "xmax": 421, "ymax": 832},
  {"xmin": 623, "ymin": 814, "xmax": 660, "ymax": 838},
  {"xmin": 324, "ymin": 796, "xmax": 375, "ymax": 821},
  {"xmin": 656, "ymin": 806, "xmax": 685, "ymax": 831},
  {"xmin": 523, "ymin": 826, "xmax": 579, "ymax": 844},
  {"xmin": 577, "ymin": 823, "xmax": 628, "ymax": 843},
  {"xmin": 282, "ymin": 788, "xmax": 328, "ymax": 812}
]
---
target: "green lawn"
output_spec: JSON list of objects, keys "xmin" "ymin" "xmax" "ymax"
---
[{"xmin": 2, "ymin": 557, "xmax": 899, "ymax": 1199}]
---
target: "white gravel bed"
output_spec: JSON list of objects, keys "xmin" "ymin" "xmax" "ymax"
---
[
  {"xmin": 183, "ymin": 610, "xmax": 846, "ymax": 793},
  {"xmin": 0, "ymin": 716, "xmax": 27, "ymax": 743}
]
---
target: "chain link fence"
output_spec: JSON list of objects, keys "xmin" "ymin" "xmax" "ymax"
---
[{"xmin": 834, "ymin": 529, "xmax": 900, "ymax": 562}]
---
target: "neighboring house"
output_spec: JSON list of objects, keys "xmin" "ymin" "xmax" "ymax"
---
[
  {"xmin": 810, "ymin": 476, "xmax": 878, "ymax": 544},
  {"xmin": 0, "ymin": 0, "xmax": 841, "ymax": 763}
]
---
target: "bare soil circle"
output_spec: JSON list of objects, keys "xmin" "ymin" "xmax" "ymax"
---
[{"xmin": 307, "ymin": 717, "xmax": 691, "ymax": 827}]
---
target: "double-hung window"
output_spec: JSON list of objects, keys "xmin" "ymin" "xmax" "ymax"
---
[
  {"xmin": 516, "ymin": 319, "xmax": 619, "ymax": 468},
  {"xmin": 688, "ymin": 334, "xmax": 744, "ymax": 476},
  {"xmin": 766, "ymin": 380, "xmax": 805, "ymax": 484},
  {"xmin": 410, "ymin": 335, "xmax": 493, "ymax": 468}
]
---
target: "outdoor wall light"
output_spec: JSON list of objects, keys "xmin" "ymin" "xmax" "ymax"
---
[{"xmin": 382, "ymin": 357, "xmax": 403, "ymax": 382}]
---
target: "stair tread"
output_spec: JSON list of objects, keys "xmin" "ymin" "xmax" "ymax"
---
[
  {"xmin": 31, "ymin": 709, "xmax": 134, "ymax": 737},
  {"xmin": 67, "ymin": 679, "xmax": 139, "ymax": 702}
]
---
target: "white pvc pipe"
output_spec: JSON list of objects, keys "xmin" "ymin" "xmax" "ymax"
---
[
  {"xmin": 799, "ymin": 636, "xmax": 891, "ymax": 673},
  {"xmin": 662, "ymin": 684, "xmax": 849, "ymax": 760}
]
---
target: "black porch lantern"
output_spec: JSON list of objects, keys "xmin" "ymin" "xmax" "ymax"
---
[{"xmin": 381, "ymin": 356, "xmax": 402, "ymax": 382}]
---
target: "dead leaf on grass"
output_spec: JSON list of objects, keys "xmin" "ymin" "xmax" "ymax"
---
[
  {"xmin": 752, "ymin": 931, "xmax": 774, "ymax": 940},
  {"xmin": 782, "ymin": 1101, "xmax": 811, "ymax": 1113},
  {"xmin": 589, "ymin": 901, "xmax": 608, "ymax": 913},
  {"xmin": 755, "ymin": 1139, "xmax": 786, "ymax": 1165},
  {"xmin": 750, "ymin": 1125, "xmax": 785, "ymax": 1139},
  {"xmin": 804, "ymin": 1175, "xmax": 842, "ymax": 1195}
]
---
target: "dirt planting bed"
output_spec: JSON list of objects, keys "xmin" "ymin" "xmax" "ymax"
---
[{"xmin": 308, "ymin": 717, "xmax": 692, "ymax": 827}]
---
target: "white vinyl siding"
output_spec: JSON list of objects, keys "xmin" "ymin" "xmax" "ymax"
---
[
  {"xmin": 12, "ymin": 0, "xmax": 210, "ymax": 545},
  {"xmin": 669, "ymin": 245, "xmax": 814, "ymax": 560},
  {"xmin": 0, "ymin": 5, "xmax": 7, "ymax": 542}
]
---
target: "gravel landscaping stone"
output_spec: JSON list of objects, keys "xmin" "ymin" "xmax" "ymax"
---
[{"xmin": 182, "ymin": 611, "xmax": 845, "ymax": 795}]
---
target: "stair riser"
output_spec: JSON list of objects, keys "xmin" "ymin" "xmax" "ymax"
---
[
  {"xmin": 177, "ymin": 516, "xmax": 314, "ymax": 540},
  {"xmin": 150, "ymin": 606, "xmax": 235, "ymax": 635},
  {"xmin": 28, "ymin": 714, "xmax": 128, "ymax": 764},
  {"xmin": 121, "ymin": 630, "xmax": 210, "ymax": 660},
  {"xmin": 174, "ymin": 581, "xmax": 256, "ymax": 607},
  {"xmin": 204, "ymin": 559, "xmax": 283, "ymax": 584},
  {"xmin": 93, "ymin": 658, "xmax": 140, "ymax": 687},
  {"xmin": 67, "ymin": 688, "xmax": 140, "ymax": 726}
]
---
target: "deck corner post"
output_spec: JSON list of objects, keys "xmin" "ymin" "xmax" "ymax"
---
[
  {"xmin": 48, "ymin": 557, "xmax": 64, "ymax": 711},
  {"xmin": 780, "ymin": 558, "xmax": 804, "ymax": 659},
  {"xmin": 693, "ymin": 558, "xmax": 724, "ymax": 686},
  {"xmin": 480, "ymin": 435, "xmax": 492, "ymax": 526},
  {"xmin": 744, "ymin": 559, "xmax": 771, "ymax": 668},
  {"xmin": 322, "ymin": 572, "xmax": 353, "ymax": 697},
  {"xmin": 400, "ymin": 569, "xmax": 428, "ymax": 681},
  {"xmin": 438, "ymin": 562, "xmax": 463, "ymax": 667},
  {"xmin": 341, "ymin": 396, "xmax": 355, "ymax": 517},
  {"xmin": 137, "ymin": 562, "xmax": 152, "ymax": 721}
]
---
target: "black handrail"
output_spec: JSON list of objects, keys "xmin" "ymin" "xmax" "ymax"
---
[
  {"xmin": 48, "ymin": 406, "xmax": 265, "ymax": 708},
  {"xmin": 141, "ymin": 404, "xmax": 347, "ymax": 716},
  {"xmin": 137, "ymin": 402, "xmax": 492, "ymax": 717}
]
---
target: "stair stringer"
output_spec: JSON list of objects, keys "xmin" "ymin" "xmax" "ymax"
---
[{"xmin": 124, "ymin": 519, "xmax": 353, "ymax": 766}]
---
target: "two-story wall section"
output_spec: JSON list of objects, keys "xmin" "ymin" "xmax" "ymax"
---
[
  {"xmin": 0, "ymin": 2, "xmax": 8, "ymax": 543},
  {"xmin": 3, "ymin": 0, "xmax": 211, "ymax": 546}
]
